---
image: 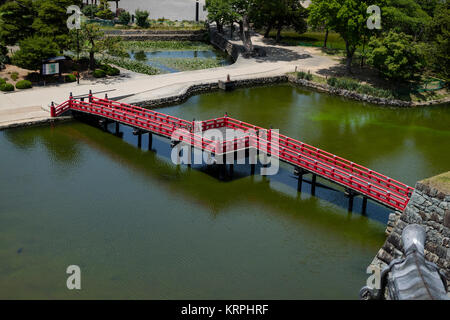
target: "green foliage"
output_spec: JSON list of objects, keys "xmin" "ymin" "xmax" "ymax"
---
[
  {"xmin": 118, "ymin": 11, "xmax": 131, "ymax": 25},
  {"xmin": 0, "ymin": 44, "xmax": 9, "ymax": 69},
  {"xmin": 32, "ymin": 0, "xmax": 82, "ymax": 50},
  {"xmin": 367, "ymin": 31, "xmax": 425, "ymax": 81},
  {"xmin": 11, "ymin": 35, "xmax": 59, "ymax": 70},
  {"xmin": 122, "ymin": 41, "xmax": 212, "ymax": 51},
  {"xmin": 0, "ymin": 82, "xmax": 14, "ymax": 91},
  {"xmin": 152, "ymin": 57, "xmax": 223, "ymax": 71},
  {"xmin": 65, "ymin": 74, "xmax": 76, "ymax": 82},
  {"xmin": 96, "ymin": 9, "xmax": 115, "ymax": 20},
  {"xmin": 98, "ymin": 64, "xmax": 120, "ymax": 76},
  {"xmin": 82, "ymin": 4, "xmax": 99, "ymax": 18},
  {"xmin": 0, "ymin": 77, "xmax": 5, "ymax": 85},
  {"xmin": 135, "ymin": 9, "xmax": 150, "ymax": 28},
  {"xmin": 296, "ymin": 71, "xmax": 313, "ymax": 81},
  {"xmin": 93, "ymin": 69, "xmax": 106, "ymax": 78},
  {"xmin": 11, "ymin": 72, "xmax": 18, "ymax": 81},
  {"xmin": 15, "ymin": 80, "xmax": 32, "ymax": 89},
  {"xmin": 327, "ymin": 76, "xmax": 394, "ymax": 98},
  {"xmin": 0, "ymin": 0, "xmax": 34, "ymax": 45},
  {"xmin": 101, "ymin": 56, "xmax": 161, "ymax": 75},
  {"xmin": 205, "ymin": 0, "xmax": 237, "ymax": 32}
]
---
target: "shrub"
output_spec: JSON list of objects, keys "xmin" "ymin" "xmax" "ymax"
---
[
  {"xmin": 15, "ymin": 80, "xmax": 32, "ymax": 89},
  {"xmin": 11, "ymin": 72, "xmax": 19, "ymax": 81},
  {"xmin": 135, "ymin": 9, "xmax": 150, "ymax": 28},
  {"xmin": 106, "ymin": 66, "xmax": 120, "ymax": 76},
  {"xmin": 96, "ymin": 9, "xmax": 115, "ymax": 20},
  {"xmin": 118, "ymin": 11, "xmax": 131, "ymax": 25},
  {"xmin": 65, "ymin": 74, "xmax": 77, "ymax": 82},
  {"xmin": 82, "ymin": 4, "xmax": 99, "ymax": 18},
  {"xmin": 11, "ymin": 35, "xmax": 59, "ymax": 70},
  {"xmin": 93, "ymin": 69, "xmax": 106, "ymax": 78},
  {"xmin": 0, "ymin": 82, "xmax": 14, "ymax": 91},
  {"xmin": 327, "ymin": 77, "xmax": 338, "ymax": 87},
  {"xmin": 0, "ymin": 78, "xmax": 5, "ymax": 85}
]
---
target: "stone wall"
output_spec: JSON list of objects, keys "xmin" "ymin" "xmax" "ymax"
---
[
  {"xmin": 369, "ymin": 172, "xmax": 450, "ymax": 290},
  {"xmin": 208, "ymin": 29, "xmax": 242, "ymax": 62},
  {"xmin": 288, "ymin": 75, "xmax": 450, "ymax": 107}
]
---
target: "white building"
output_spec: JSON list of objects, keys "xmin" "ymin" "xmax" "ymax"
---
[{"xmin": 118, "ymin": 0, "xmax": 207, "ymax": 21}]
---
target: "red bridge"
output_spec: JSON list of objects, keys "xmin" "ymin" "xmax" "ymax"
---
[{"xmin": 52, "ymin": 93, "xmax": 414, "ymax": 212}]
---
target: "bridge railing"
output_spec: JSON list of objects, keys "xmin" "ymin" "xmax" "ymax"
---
[
  {"xmin": 254, "ymin": 135, "xmax": 409, "ymax": 210},
  {"xmin": 223, "ymin": 116, "xmax": 413, "ymax": 200}
]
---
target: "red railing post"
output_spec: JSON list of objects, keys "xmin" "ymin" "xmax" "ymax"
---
[
  {"xmin": 69, "ymin": 92, "xmax": 73, "ymax": 110},
  {"xmin": 50, "ymin": 102, "xmax": 56, "ymax": 117}
]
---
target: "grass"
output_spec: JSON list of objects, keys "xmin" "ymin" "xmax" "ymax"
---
[
  {"xmin": 420, "ymin": 171, "xmax": 450, "ymax": 194},
  {"xmin": 123, "ymin": 41, "xmax": 212, "ymax": 52}
]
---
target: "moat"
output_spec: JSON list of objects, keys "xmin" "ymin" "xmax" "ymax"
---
[{"xmin": 1, "ymin": 84, "xmax": 449, "ymax": 299}]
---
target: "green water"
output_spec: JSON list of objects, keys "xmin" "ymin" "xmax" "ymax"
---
[{"xmin": 0, "ymin": 84, "xmax": 449, "ymax": 299}]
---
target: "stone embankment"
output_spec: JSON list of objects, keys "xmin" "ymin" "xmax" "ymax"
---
[
  {"xmin": 369, "ymin": 171, "xmax": 450, "ymax": 291},
  {"xmin": 104, "ymin": 29, "xmax": 207, "ymax": 41}
]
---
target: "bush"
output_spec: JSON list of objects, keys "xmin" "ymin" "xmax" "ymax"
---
[
  {"xmin": 12, "ymin": 35, "xmax": 59, "ymax": 70},
  {"xmin": 118, "ymin": 11, "xmax": 131, "ymax": 25},
  {"xmin": 106, "ymin": 66, "xmax": 120, "ymax": 76},
  {"xmin": 0, "ymin": 82, "xmax": 14, "ymax": 91},
  {"xmin": 15, "ymin": 80, "xmax": 32, "ymax": 89},
  {"xmin": 11, "ymin": 72, "xmax": 19, "ymax": 81},
  {"xmin": 296, "ymin": 71, "xmax": 313, "ymax": 81},
  {"xmin": 65, "ymin": 74, "xmax": 76, "ymax": 82},
  {"xmin": 93, "ymin": 69, "xmax": 106, "ymax": 78},
  {"xmin": 96, "ymin": 9, "xmax": 115, "ymax": 20},
  {"xmin": 0, "ymin": 78, "xmax": 5, "ymax": 85},
  {"xmin": 135, "ymin": 9, "xmax": 150, "ymax": 28},
  {"xmin": 82, "ymin": 4, "xmax": 99, "ymax": 18},
  {"xmin": 327, "ymin": 77, "xmax": 338, "ymax": 87}
]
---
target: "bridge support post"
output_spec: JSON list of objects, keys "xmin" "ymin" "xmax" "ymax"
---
[
  {"xmin": 133, "ymin": 129, "xmax": 143, "ymax": 149},
  {"xmin": 345, "ymin": 189, "xmax": 356, "ymax": 213},
  {"xmin": 250, "ymin": 163, "xmax": 255, "ymax": 175},
  {"xmin": 311, "ymin": 174, "xmax": 317, "ymax": 196},
  {"xmin": 294, "ymin": 167, "xmax": 307, "ymax": 192},
  {"xmin": 229, "ymin": 163, "xmax": 234, "ymax": 178},
  {"xmin": 115, "ymin": 122, "xmax": 120, "ymax": 135},
  {"xmin": 148, "ymin": 133, "xmax": 153, "ymax": 151},
  {"xmin": 362, "ymin": 197, "xmax": 368, "ymax": 215}
]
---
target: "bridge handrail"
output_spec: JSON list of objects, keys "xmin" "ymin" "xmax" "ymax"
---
[{"xmin": 224, "ymin": 116, "xmax": 413, "ymax": 198}]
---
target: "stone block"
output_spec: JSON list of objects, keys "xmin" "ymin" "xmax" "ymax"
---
[{"xmin": 444, "ymin": 210, "xmax": 450, "ymax": 228}]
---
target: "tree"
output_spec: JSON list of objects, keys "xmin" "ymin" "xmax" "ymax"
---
[
  {"xmin": 426, "ymin": 1, "xmax": 449, "ymax": 81},
  {"xmin": 367, "ymin": 31, "xmax": 425, "ymax": 81},
  {"xmin": 32, "ymin": 0, "xmax": 83, "ymax": 50},
  {"xmin": 382, "ymin": 0, "xmax": 431, "ymax": 41},
  {"xmin": 11, "ymin": 35, "xmax": 59, "ymax": 70},
  {"xmin": 205, "ymin": 0, "xmax": 235, "ymax": 34},
  {"xmin": 96, "ymin": 0, "xmax": 114, "ymax": 20},
  {"xmin": 135, "ymin": 9, "xmax": 150, "ymax": 28},
  {"xmin": 308, "ymin": 0, "xmax": 336, "ymax": 47},
  {"xmin": 0, "ymin": 0, "xmax": 34, "ymax": 45},
  {"xmin": 327, "ymin": 0, "xmax": 379, "ymax": 73},
  {"xmin": 76, "ymin": 23, "xmax": 104, "ymax": 70},
  {"xmin": 82, "ymin": 4, "xmax": 99, "ymax": 19}
]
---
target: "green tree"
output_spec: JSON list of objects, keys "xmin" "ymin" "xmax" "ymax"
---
[
  {"xmin": 75, "ymin": 23, "xmax": 104, "ymax": 70},
  {"xmin": 32, "ymin": 0, "xmax": 82, "ymax": 50},
  {"xmin": 367, "ymin": 31, "xmax": 425, "ymax": 81},
  {"xmin": 11, "ymin": 35, "xmax": 59, "ymax": 70},
  {"xmin": 205, "ymin": 0, "xmax": 235, "ymax": 34},
  {"xmin": 426, "ymin": 1, "xmax": 449, "ymax": 81},
  {"xmin": 135, "ymin": 9, "xmax": 150, "ymax": 28},
  {"xmin": 308, "ymin": 0, "xmax": 337, "ymax": 47},
  {"xmin": 82, "ymin": 4, "xmax": 99, "ymax": 18},
  {"xmin": 0, "ymin": 0, "xmax": 34, "ymax": 45},
  {"xmin": 382, "ymin": 0, "xmax": 431, "ymax": 41}
]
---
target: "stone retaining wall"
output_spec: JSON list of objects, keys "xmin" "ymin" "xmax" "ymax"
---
[
  {"xmin": 369, "ymin": 174, "xmax": 450, "ymax": 290},
  {"xmin": 208, "ymin": 29, "xmax": 242, "ymax": 62},
  {"xmin": 288, "ymin": 75, "xmax": 450, "ymax": 107}
]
